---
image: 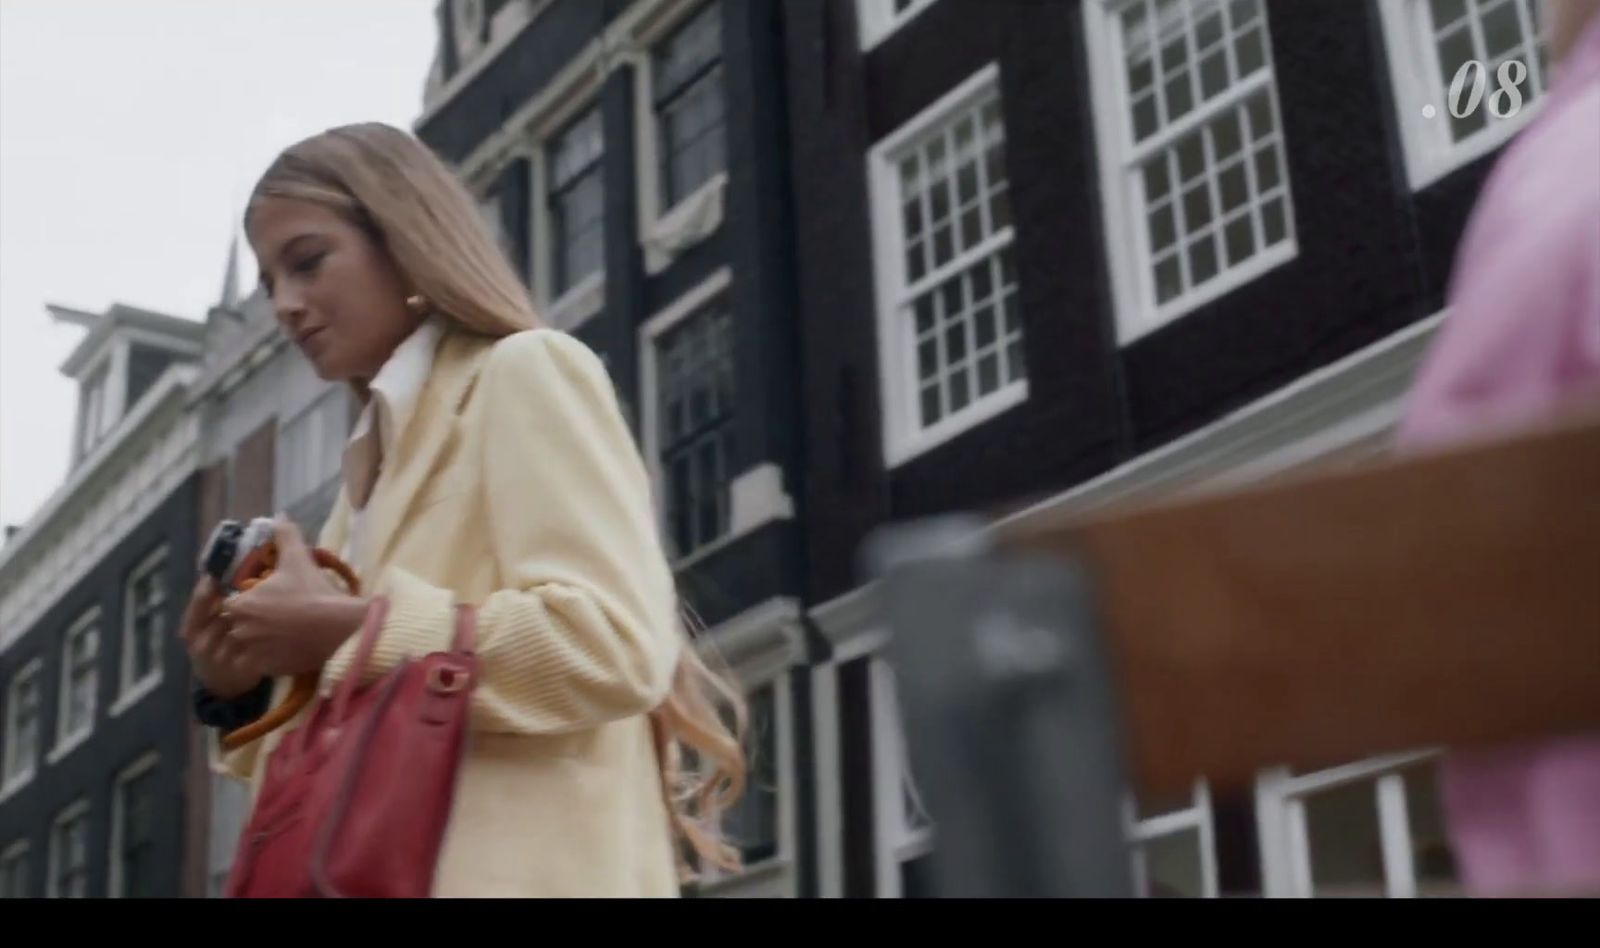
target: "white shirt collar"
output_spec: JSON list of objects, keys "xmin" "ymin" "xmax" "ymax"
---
[{"xmin": 343, "ymin": 316, "xmax": 445, "ymax": 509}]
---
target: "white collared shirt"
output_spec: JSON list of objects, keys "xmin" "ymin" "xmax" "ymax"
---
[{"xmin": 341, "ymin": 316, "xmax": 446, "ymax": 564}]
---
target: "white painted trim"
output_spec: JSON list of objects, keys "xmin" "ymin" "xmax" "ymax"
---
[
  {"xmin": 2, "ymin": 656, "xmax": 44, "ymax": 796},
  {"xmin": 1083, "ymin": 0, "xmax": 1299, "ymax": 344},
  {"xmin": 727, "ymin": 463, "xmax": 795, "ymax": 536},
  {"xmin": 0, "ymin": 364, "xmax": 196, "ymax": 579},
  {"xmin": 1376, "ymin": 0, "xmax": 1548, "ymax": 191},
  {"xmin": 857, "ymin": 0, "xmax": 940, "ymax": 50},
  {"xmin": 416, "ymin": 0, "xmax": 554, "ymax": 127},
  {"xmin": 624, "ymin": 0, "xmax": 729, "ymax": 273},
  {"xmin": 108, "ymin": 750, "xmax": 160, "ymax": 898},
  {"xmin": 692, "ymin": 675, "xmax": 799, "ymax": 896},
  {"xmin": 53, "ymin": 607, "xmax": 101, "ymax": 751},
  {"xmin": 0, "ymin": 373, "xmax": 199, "ymax": 654},
  {"xmin": 638, "ymin": 266, "xmax": 736, "ymax": 562},
  {"xmin": 1253, "ymin": 750, "xmax": 1439, "ymax": 898},
  {"xmin": 0, "ymin": 838, "xmax": 29, "ymax": 896},
  {"xmin": 118, "ymin": 544, "xmax": 169, "ymax": 703},
  {"xmin": 867, "ymin": 62, "xmax": 1027, "ymax": 469},
  {"xmin": 995, "ymin": 309, "xmax": 1445, "ymax": 527},
  {"xmin": 544, "ymin": 271, "xmax": 607, "ymax": 332},
  {"xmin": 811, "ymin": 662, "xmax": 844, "ymax": 898},
  {"xmin": 1376, "ymin": 773, "xmax": 1418, "ymax": 898},
  {"xmin": 526, "ymin": 84, "xmax": 606, "ymax": 313},
  {"xmin": 695, "ymin": 595, "xmax": 806, "ymax": 687},
  {"xmin": 46, "ymin": 797, "xmax": 92, "ymax": 899}
]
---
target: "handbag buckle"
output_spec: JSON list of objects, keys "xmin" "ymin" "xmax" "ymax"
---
[{"xmin": 426, "ymin": 664, "xmax": 468, "ymax": 694}]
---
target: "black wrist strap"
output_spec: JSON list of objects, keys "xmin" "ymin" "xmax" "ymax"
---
[{"xmin": 192, "ymin": 677, "xmax": 273, "ymax": 731}]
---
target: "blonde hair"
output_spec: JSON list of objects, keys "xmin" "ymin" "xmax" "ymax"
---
[{"xmin": 245, "ymin": 122, "xmax": 750, "ymax": 879}]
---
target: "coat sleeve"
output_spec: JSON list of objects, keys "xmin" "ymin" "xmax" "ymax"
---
[{"xmin": 317, "ymin": 329, "xmax": 684, "ymax": 734}]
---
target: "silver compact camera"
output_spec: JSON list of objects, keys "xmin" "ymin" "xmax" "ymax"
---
[{"xmin": 198, "ymin": 517, "xmax": 277, "ymax": 595}]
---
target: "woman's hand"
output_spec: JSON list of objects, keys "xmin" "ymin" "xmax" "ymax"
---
[
  {"xmin": 180, "ymin": 575, "xmax": 265, "ymax": 699},
  {"xmin": 223, "ymin": 517, "xmax": 371, "ymax": 679}
]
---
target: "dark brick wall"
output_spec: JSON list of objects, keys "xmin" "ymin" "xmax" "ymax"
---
[
  {"xmin": 419, "ymin": 0, "xmax": 635, "ymax": 164},
  {"xmin": 784, "ymin": 0, "xmax": 1502, "ymax": 604},
  {"xmin": 0, "ymin": 478, "xmax": 199, "ymax": 898}
]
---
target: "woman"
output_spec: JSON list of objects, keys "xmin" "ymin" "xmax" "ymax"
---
[
  {"xmin": 179, "ymin": 122, "xmax": 747, "ymax": 897},
  {"xmin": 1396, "ymin": 0, "xmax": 1600, "ymax": 897}
]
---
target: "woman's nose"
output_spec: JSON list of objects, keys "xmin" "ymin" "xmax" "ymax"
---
[{"xmin": 273, "ymin": 283, "xmax": 308, "ymax": 326}]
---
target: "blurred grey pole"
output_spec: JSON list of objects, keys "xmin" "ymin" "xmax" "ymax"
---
[{"xmin": 864, "ymin": 516, "xmax": 1135, "ymax": 898}]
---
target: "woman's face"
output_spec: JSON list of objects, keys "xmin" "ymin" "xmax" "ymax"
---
[{"xmin": 248, "ymin": 196, "xmax": 419, "ymax": 383}]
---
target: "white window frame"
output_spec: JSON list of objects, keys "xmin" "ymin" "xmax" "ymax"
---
[
  {"xmin": 0, "ymin": 839, "xmax": 30, "ymax": 898},
  {"xmin": 531, "ymin": 94, "xmax": 609, "ymax": 332},
  {"xmin": 1123, "ymin": 779, "xmax": 1220, "ymax": 898},
  {"xmin": 639, "ymin": 267, "xmax": 740, "ymax": 566},
  {"xmin": 109, "ymin": 751, "xmax": 160, "ymax": 898},
  {"xmin": 1083, "ymin": 0, "xmax": 1299, "ymax": 344},
  {"xmin": 687, "ymin": 598, "xmax": 804, "ymax": 896},
  {"xmin": 53, "ymin": 607, "xmax": 101, "ymax": 756},
  {"xmin": 630, "ymin": 0, "xmax": 730, "ymax": 276},
  {"xmin": 115, "ymin": 545, "xmax": 168, "ymax": 713},
  {"xmin": 1, "ymin": 657, "xmax": 44, "ymax": 798},
  {"xmin": 1377, "ymin": 0, "xmax": 1550, "ymax": 191},
  {"xmin": 858, "ymin": 0, "xmax": 941, "ymax": 50},
  {"xmin": 869, "ymin": 657, "xmax": 936, "ymax": 898},
  {"xmin": 867, "ymin": 62, "xmax": 1029, "ymax": 469},
  {"xmin": 1254, "ymin": 749, "xmax": 1444, "ymax": 898},
  {"xmin": 48, "ymin": 798, "xmax": 91, "ymax": 899}
]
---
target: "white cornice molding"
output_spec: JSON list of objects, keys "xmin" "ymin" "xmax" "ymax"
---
[
  {"xmin": 695, "ymin": 596, "xmax": 807, "ymax": 687},
  {"xmin": 0, "ymin": 367, "xmax": 200, "ymax": 653},
  {"xmin": 809, "ymin": 312, "xmax": 1446, "ymax": 661}
]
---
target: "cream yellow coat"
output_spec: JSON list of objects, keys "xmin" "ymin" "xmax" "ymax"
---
[{"xmin": 215, "ymin": 327, "xmax": 684, "ymax": 898}]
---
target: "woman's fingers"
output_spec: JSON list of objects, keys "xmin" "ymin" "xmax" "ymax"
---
[{"xmin": 181, "ymin": 575, "xmax": 222, "ymax": 639}]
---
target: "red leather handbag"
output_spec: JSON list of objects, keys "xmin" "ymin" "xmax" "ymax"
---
[{"xmin": 224, "ymin": 598, "xmax": 478, "ymax": 898}]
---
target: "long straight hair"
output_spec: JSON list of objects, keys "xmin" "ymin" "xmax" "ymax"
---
[{"xmin": 245, "ymin": 122, "xmax": 750, "ymax": 878}]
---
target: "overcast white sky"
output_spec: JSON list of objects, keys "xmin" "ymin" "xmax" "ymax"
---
[{"xmin": 0, "ymin": 0, "xmax": 438, "ymax": 530}]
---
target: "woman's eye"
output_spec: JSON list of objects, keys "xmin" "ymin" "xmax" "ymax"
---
[{"xmin": 292, "ymin": 252, "xmax": 325, "ymax": 275}]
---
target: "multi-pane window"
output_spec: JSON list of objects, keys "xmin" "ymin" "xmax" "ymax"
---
[
  {"xmin": 124, "ymin": 548, "xmax": 167, "ymax": 692},
  {"xmin": 0, "ymin": 842, "xmax": 29, "ymax": 898},
  {"xmin": 654, "ymin": 3, "xmax": 726, "ymax": 210},
  {"xmin": 1380, "ymin": 0, "xmax": 1549, "ymax": 188},
  {"xmin": 1427, "ymin": 0, "xmax": 1548, "ymax": 146},
  {"xmin": 656, "ymin": 298, "xmax": 735, "ymax": 558},
  {"xmin": 114, "ymin": 760, "xmax": 159, "ymax": 898},
  {"xmin": 58, "ymin": 611, "xmax": 99, "ymax": 741},
  {"xmin": 873, "ymin": 68, "xmax": 1025, "ymax": 464},
  {"xmin": 49, "ymin": 804, "xmax": 89, "ymax": 898},
  {"xmin": 725, "ymin": 686, "xmax": 778, "ymax": 864},
  {"xmin": 274, "ymin": 388, "xmax": 347, "ymax": 510},
  {"xmin": 3, "ymin": 662, "xmax": 42, "ymax": 785},
  {"xmin": 548, "ymin": 107, "xmax": 606, "ymax": 296},
  {"xmin": 1116, "ymin": 0, "xmax": 1293, "ymax": 315}
]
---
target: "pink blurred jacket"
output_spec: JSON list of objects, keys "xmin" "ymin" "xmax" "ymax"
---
[{"xmin": 1394, "ymin": 19, "xmax": 1600, "ymax": 897}]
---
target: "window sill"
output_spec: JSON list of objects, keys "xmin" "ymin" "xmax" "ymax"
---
[
  {"xmin": 1407, "ymin": 100, "xmax": 1544, "ymax": 192},
  {"xmin": 1117, "ymin": 241, "xmax": 1299, "ymax": 346},
  {"xmin": 0, "ymin": 771, "xmax": 34, "ymax": 805},
  {"xmin": 544, "ymin": 273, "xmax": 606, "ymax": 332},
  {"xmin": 885, "ymin": 379, "xmax": 1029, "ymax": 470},
  {"xmin": 47, "ymin": 728, "xmax": 93, "ymax": 766},
  {"xmin": 643, "ymin": 173, "xmax": 727, "ymax": 276},
  {"xmin": 690, "ymin": 854, "xmax": 792, "ymax": 896},
  {"xmin": 110, "ymin": 672, "xmax": 162, "ymax": 717},
  {"xmin": 670, "ymin": 488, "xmax": 792, "ymax": 573}
]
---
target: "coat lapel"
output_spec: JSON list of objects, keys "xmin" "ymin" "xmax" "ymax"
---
[{"xmin": 356, "ymin": 328, "xmax": 494, "ymax": 580}]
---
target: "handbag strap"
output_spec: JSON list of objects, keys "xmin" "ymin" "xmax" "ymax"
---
[
  {"xmin": 328, "ymin": 596, "xmax": 392, "ymax": 726},
  {"xmin": 450, "ymin": 602, "xmax": 477, "ymax": 656}
]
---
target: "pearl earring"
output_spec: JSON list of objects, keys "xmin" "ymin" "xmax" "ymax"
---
[{"xmin": 405, "ymin": 294, "xmax": 430, "ymax": 316}]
